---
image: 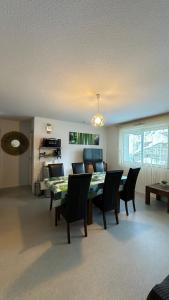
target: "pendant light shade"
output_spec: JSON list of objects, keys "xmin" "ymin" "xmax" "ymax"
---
[{"xmin": 91, "ymin": 94, "xmax": 104, "ymax": 127}]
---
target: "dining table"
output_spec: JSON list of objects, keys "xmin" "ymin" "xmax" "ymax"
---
[{"xmin": 44, "ymin": 172, "xmax": 127, "ymax": 225}]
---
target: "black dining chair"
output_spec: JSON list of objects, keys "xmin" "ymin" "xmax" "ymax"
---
[
  {"xmin": 147, "ymin": 274, "xmax": 169, "ymax": 300},
  {"xmin": 120, "ymin": 168, "xmax": 141, "ymax": 216},
  {"xmin": 48, "ymin": 163, "xmax": 64, "ymax": 177},
  {"xmin": 93, "ymin": 170, "xmax": 123, "ymax": 229},
  {"xmin": 72, "ymin": 162, "xmax": 85, "ymax": 174},
  {"xmin": 56, "ymin": 173, "xmax": 92, "ymax": 244},
  {"xmin": 93, "ymin": 161, "xmax": 104, "ymax": 172},
  {"xmin": 48, "ymin": 163, "xmax": 64, "ymax": 211}
]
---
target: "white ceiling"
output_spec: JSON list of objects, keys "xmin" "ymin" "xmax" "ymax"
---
[{"xmin": 0, "ymin": 0, "xmax": 169, "ymax": 125}]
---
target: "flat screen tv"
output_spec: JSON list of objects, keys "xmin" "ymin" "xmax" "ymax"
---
[{"xmin": 83, "ymin": 148, "xmax": 103, "ymax": 163}]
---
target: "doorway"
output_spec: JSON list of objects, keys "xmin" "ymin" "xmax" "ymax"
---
[{"xmin": 0, "ymin": 118, "xmax": 33, "ymax": 188}]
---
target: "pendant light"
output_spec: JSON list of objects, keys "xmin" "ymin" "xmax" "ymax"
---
[{"xmin": 91, "ymin": 94, "xmax": 104, "ymax": 127}]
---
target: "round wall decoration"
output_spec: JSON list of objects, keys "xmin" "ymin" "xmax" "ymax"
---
[{"xmin": 1, "ymin": 131, "xmax": 29, "ymax": 155}]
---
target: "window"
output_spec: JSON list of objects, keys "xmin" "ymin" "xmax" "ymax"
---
[
  {"xmin": 123, "ymin": 132, "xmax": 142, "ymax": 164},
  {"xmin": 120, "ymin": 126, "xmax": 168, "ymax": 167}
]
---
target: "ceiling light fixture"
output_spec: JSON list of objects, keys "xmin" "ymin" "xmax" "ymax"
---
[{"xmin": 91, "ymin": 94, "xmax": 104, "ymax": 127}]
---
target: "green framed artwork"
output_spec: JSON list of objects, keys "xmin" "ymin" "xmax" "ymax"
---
[{"xmin": 69, "ymin": 132, "xmax": 99, "ymax": 145}]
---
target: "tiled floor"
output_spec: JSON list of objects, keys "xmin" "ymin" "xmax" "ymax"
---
[{"xmin": 0, "ymin": 186, "xmax": 169, "ymax": 300}]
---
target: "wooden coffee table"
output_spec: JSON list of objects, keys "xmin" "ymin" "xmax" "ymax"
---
[{"xmin": 145, "ymin": 184, "xmax": 169, "ymax": 213}]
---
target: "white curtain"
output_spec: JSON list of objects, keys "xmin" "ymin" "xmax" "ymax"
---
[{"xmin": 118, "ymin": 118, "xmax": 169, "ymax": 194}]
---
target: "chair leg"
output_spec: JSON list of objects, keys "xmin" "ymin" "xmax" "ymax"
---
[
  {"xmin": 125, "ymin": 201, "xmax": 129, "ymax": 216},
  {"xmin": 132, "ymin": 199, "xmax": 136, "ymax": 212},
  {"xmin": 115, "ymin": 210, "xmax": 119, "ymax": 224},
  {"xmin": 84, "ymin": 219, "xmax": 87, "ymax": 237},
  {"xmin": 57, "ymin": 207, "xmax": 61, "ymax": 220},
  {"xmin": 50, "ymin": 192, "xmax": 53, "ymax": 211},
  {"xmin": 67, "ymin": 222, "xmax": 70, "ymax": 244},
  {"xmin": 55, "ymin": 207, "xmax": 58, "ymax": 226},
  {"xmin": 117, "ymin": 199, "xmax": 120, "ymax": 213},
  {"xmin": 102, "ymin": 211, "xmax": 107, "ymax": 230}
]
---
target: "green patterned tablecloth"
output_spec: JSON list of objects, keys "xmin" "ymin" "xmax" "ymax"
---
[
  {"xmin": 44, "ymin": 173, "xmax": 105, "ymax": 196},
  {"xmin": 44, "ymin": 173, "xmax": 126, "ymax": 203}
]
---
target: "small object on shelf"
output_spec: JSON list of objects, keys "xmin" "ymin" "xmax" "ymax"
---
[
  {"xmin": 39, "ymin": 151, "xmax": 46, "ymax": 158},
  {"xmin": 54, "ymin": 148, "xmax": 61, "ymax": 158},
  {"xmin": 42, "ymin": 138, "xmax": 61, "ymax": 147}
]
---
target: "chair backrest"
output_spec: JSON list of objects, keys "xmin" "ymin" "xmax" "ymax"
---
[
  {"xmin": 85, "ymin": 162, "xmax": 94, "ymax": 174},
  {"xmin": 102, "ymin": 170, "xmax": 123, "ymax": 211},
  {"xmin": 93, "ymin": 161, "xmax": 104, "ymax": 172},
  {"xmin": 123, "ymin": 168, "xmax": 141, "ymax": 199},
  {"xmin": 48, "ymin": 163, "xmax": 64, "ymax": 177},
  {"xmin": 72, "ymin": 162, "xmax": 85, "ymax": 174},
  {"xmin": 64, "ymin": 174, "xmax": 92, "ymax": 222}
]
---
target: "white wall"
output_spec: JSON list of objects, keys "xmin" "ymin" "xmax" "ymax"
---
[
  {"xmin": 106, "ymin": 126, "xmax": 120, "ymax": 170},
  {"xmin": 0, "ymin": 118, "xmax": 32, "ymax": 188},
  {"xmin": 33, "ymin": 117, "xmax": 107, "ymax": 185}
]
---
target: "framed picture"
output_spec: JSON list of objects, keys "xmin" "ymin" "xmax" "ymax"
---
[{"xmin": 69, "ymin": 132, "xmax": 99, "ymax": 145}]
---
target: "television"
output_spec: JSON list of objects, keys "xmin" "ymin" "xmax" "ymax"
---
[{"xmin": 83, "ymin": 148, "xmax": 103, "ymax": 163}]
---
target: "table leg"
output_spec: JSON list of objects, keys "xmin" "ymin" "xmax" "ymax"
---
[
  {"xmin": 167, "ymin": 197, "xmax": 169, "ymax": 213},
  {"xmin": 87, "ymin": 198, "xmax": 93, "ymax": 225},
  {"xmin": 156, "ymin": 194, "xmax": 161, "ymax": 201},
  {"xmin": 145, "ymin": 187, "xmax": 150, "ymax": 205}
]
